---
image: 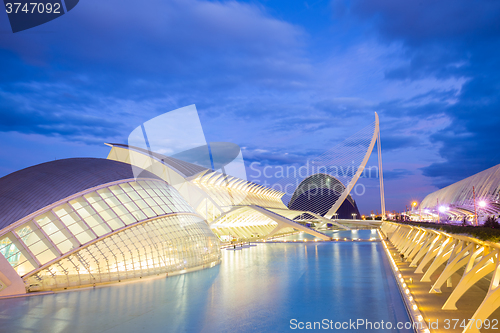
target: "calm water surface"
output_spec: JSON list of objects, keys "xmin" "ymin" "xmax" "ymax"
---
[
  {"xmin": 0, "ymin": 235, "xmax": 410, "ymax": 333},
  {"xmin": 278, "ymin": 229, "xmax": 380, "ymax": 241}
]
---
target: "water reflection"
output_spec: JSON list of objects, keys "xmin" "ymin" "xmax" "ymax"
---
[
  {"xmin": 278, "ymin": 229, "xmax": 380, "ymax": 241},
  {"xmin": 0, "ymin": 235, "xmax": 410, "ymax": 333}
]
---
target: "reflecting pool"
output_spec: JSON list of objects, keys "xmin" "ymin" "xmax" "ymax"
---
[
  {"xmin": 277, "ymin": 229, "xmax": 380, "ymax": 241},
  {"xmin": 0, "ymin": 235, "xmax": 410, "ymax": 332}
]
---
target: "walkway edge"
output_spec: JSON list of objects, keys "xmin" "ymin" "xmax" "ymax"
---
[{"xmin": 378, "ymin": 229, "xmax": 430, "ymax": 333}]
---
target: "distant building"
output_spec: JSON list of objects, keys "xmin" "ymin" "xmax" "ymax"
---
[
  {"xmin": 419, "ymin": 164, "xmax": 500, "ymax": 223},
  {"xmin": 288, "ymin": 173, "xmax": 361, "ymax": 219}
]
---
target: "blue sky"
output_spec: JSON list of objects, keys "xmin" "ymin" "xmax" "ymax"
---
[{"xmin": 1, "ymin": 0, "xmax": 500, "ymax": 214}]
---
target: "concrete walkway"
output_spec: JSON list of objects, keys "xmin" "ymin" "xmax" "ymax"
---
[{"xmin": 385, "ymin": 241, "xmax": 500, "ymax": 333}]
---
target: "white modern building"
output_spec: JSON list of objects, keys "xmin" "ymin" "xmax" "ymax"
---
[
  {"xmin": 106, "ymin": 143, "xmax": 332, "ymax": 241},
  {"xmin": 0, "ymin": 158, "xmax": 220, "ymax": 296},
  {"xmin": 419, "ymin": 163, "xmax": 500, "ymax": 223}
]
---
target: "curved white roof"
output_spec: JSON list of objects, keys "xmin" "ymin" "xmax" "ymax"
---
[
  {"xmin": 0, "ymin": 158, "xmax": 160, "ymax": 230},
  {"xmin": 420, "ymin": 163, "xmax": 500, "ymax": 215}
]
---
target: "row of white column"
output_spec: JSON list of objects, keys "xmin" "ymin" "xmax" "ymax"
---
[{"xmin": 381, "ymin": 222, "xmax": 500, "ymax": 333}]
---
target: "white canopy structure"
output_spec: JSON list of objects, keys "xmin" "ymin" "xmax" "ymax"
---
[
  {"xmin": 106, "ymin": 143, "xmax": 332, "ymax": 241},
  {"xmin": 420, "ymin": 164, "xmax": 500, "ymax": 223}
]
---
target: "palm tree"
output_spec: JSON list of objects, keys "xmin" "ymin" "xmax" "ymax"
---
[{"xmin": 483, "ymin": 215, "xmax": 500, "ymax": 229}]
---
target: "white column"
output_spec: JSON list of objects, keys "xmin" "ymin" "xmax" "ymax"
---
[
  {"xmin": 443, "ymin": 248, "xmax": 498, "ymax": 310},
  {"xmin": 0, "ymin": 254, "xmax": 26, "ymax": 296},
  {"xmin": 430, "ymin": 242, "xmax": 474, "ymax": 293},
  {"xmin": 410, "ymin": 233, "xmax": 441, "ymax": 268},
  {"xmin": 463, "ymin": 254, "xmax": 500, "ymax": 333},
  {"xmin": 420, "ymin": 238, "xmax": 457, "ymax": 282},
  {"xmin": 415, "ymin": 234, "xmax": 445, "ymax": 274}
]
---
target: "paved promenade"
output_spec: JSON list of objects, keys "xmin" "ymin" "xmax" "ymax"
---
[{"xmin": 385, "ymin": 241, "xmax": 500, "ymax": 333}]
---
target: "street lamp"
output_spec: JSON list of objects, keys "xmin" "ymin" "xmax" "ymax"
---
[
  {"xmin": 411, "ymin": 201, "xmax": 419, "ymax": 221},
  {"xmin": 438, "ymin": 206, "xmax": 447, "ymax": 223},
  {"xmin": 351, "ymin": 213, "xmax": 357, "ymax": 220},
  {"xmin": 477, "ymin": 200, "xmax": 487, "ymax": 224}
]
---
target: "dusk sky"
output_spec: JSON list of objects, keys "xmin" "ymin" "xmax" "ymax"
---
[{"xmin": 1, "ymin": 0, "xmax": 500, "ymax": 214}]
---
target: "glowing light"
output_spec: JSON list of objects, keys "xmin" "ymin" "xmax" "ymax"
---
[
  {"xmin": 438, "ymin": 206, "xmax": 447, "ymax": 213},
  {"xmin": 405, "ymin": 289, "xmax": 410, "ymax": 294},
  {"xmin": 412, "ymin": 201, "xmax": 417, "ymax": 207},
  {"xmin": 479, "ymin": 200, "xmax": 487, "ymax": 208},
  {"xmin": 418, "ymin": 315, "xmax": 423, "ymax": 321},
  {"xmin": 412, "ymin": 305, "xmax": 418, "ymax": 311}
]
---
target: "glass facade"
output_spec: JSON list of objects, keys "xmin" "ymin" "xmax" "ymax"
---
[
  {"xmin": 25, "ymin": 214, "xmax": 220, "ymax": 291},
  {"xmin": 0, "ymin": 179, "xmax": 221, "ymax": 290}
]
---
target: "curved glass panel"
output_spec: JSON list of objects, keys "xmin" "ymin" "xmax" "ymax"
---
[
  {"xmin": 26, "ymin": 214, "xmax": 220, "ymax": 291},
  {"xmin": 0, "ymin": 179, "xmax": 202, "ymax": 278}
]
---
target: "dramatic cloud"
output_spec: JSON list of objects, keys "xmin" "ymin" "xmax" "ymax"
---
[
  {"xmin": 0, "ymin": 0, "xmax": 312, "ymax": 142},
  {"xmin": 347, "ymin": 0, "xmax": 500, "ymax": 186}
]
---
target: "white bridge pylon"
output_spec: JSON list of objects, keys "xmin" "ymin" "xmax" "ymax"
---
[{"xmin": 321, "ymin": 112, "xmax": 385, "ymax": 219}]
